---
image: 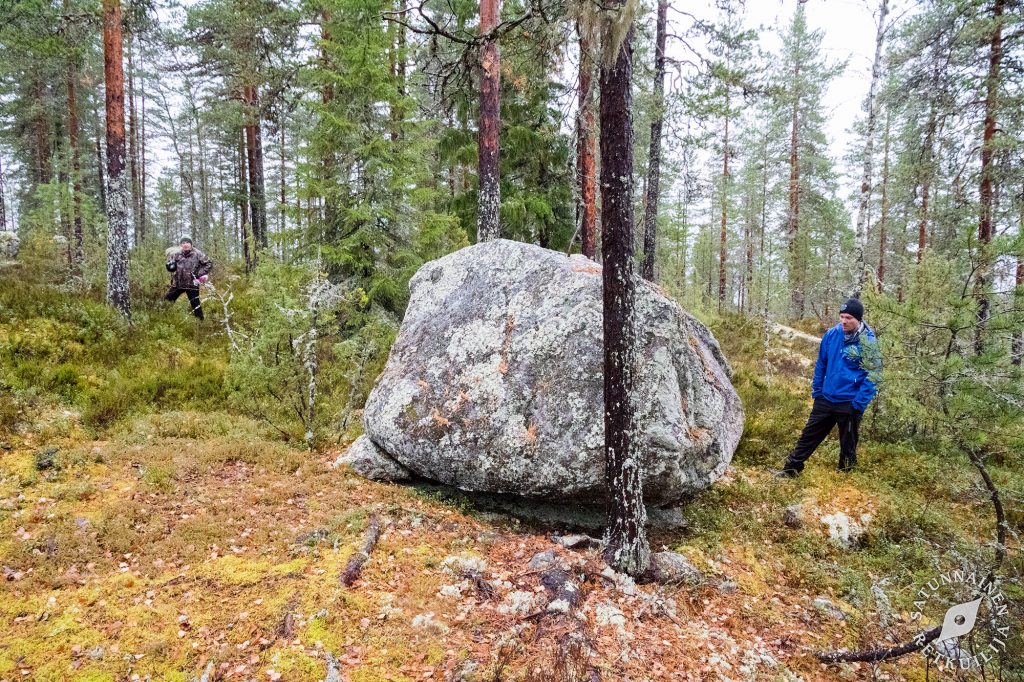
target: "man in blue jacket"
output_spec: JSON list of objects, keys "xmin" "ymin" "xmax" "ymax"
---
[{"xmin": 776, "ymin": 298, "xmax": 882, "ymax": 477}]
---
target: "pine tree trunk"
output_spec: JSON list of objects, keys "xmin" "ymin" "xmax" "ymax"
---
[
  {"xmin": 0, "ymin": 154, "xmax": 6, "ymax": 231},
  {"xmin": 599, "ymin": 17, "xmax": 650, "ymax": 578},
  {"xmin": 787, "ymin": 61, "xmax": 803, "ymax": 318},
  {"xmin": 139, "ymin": 58, "xmax": 147, "ymax": 241},
  {"xmin": 102, "ymin": 0, "xmax": 132, "ymax": 319},
  {"xmin": 279, "ymin": 115, "xmax": 286, "ymax": 238},
  {"xmin": 717, "ymin": 111, "xmax": 729, "ymax": 310},
  {"xmin": 476, "ymin": 0, "xmax": 501, "ymax": 242},
  {"xmin": 853, "ymin": 0, "xmax": 888, "ymax": 296},
  {"xmin": 917, "ymin": 49, "xmax": 940, "ymax": 265},
  {"xmin": 877, "ymin": 109, "xmax": 890, "ymax": 292},
  {"xmin": 243, "ymin": 83, "xmax": 267, "ymax": 252},
  {"xmin": 67, "ymin": 61, "xmax": 84, "ymax": 272},
  {"xmin": 974, "ymin": 0, "xmax": 1003, "ymax": 356},
  {"xmin": 641, "ymin": 0, "xmax": 667, "ymax": 281},
  {"xmin": 577, "ymin": 27, "xmax": 597, "ymax": 260},
  {"xmin": 239, "ymin": 129, "xmax": 251, "ymax": 272},
  {"xmin": 57, "ymin": 115, "xmax": 70, "ymax": 266},
  {"xmin": 745, "ymin": 196, "xmax": 754, "ymax": 314}
]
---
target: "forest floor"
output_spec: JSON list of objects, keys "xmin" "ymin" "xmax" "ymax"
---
[{"xmin": 1, "ymin": 266, "xmax": 1021, "ymax": 681}]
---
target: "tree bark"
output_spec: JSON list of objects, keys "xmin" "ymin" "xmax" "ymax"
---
[
  {"xmin": 744, "ymin": 195, "xmax": 754, "ymax": 314},
  {"xmin": 243, "ymin": 83, "xmax": 268, "ymax": 252},
  {"xmin": 139, "ymin": 55, "xmax": 146, "ymax": 242},
  {"xmin": 717, "ymin": 110, "xmax": 729, "ymax": 310},
  {"xmin": 476, "ymin": 0, "xmax": 501, "ymax": 242},
  {"xmin": 917, "ymin": 47, "xmax": 940, "ymax": 265},
  {"xmin": 853, "ymin": 0, "xmax": 888, "ymax": 296},
  {"xmin": 93, "ymin": 101, "xmax": 107, "ymax": 215},
  {"xmin": 0, "ymin": 154, "xmax": 6, "ymax": 231},
  {"xmin": 279, "ymin": 114, "xmax": 286, "ymax": 239},
  {"xmin": 599, "ymin": 17, "xmax": 650, "ymax": 578},
  {"xmin": 102, "ymin": 0, "xmax": 132, "ymax": 319},
  {"xmin": 67, "ymin": 61, "xmax": 84, "ymax": 272},
  {"xmin": 877, "ymin": 109, "xmax": 890, "ymax": 292},
  {"xmin": 239, "ymin": 129, "xmax": 251, "ymax": 272},
  {"xmin": 641, "ymin": 0, "xmax": 667, "ymax": 281},
  {"xmin": 974, "ymin": 0, "xmax": 1003, "ymax": 356},
  {"xmin": 577, "ymin": 26, "xmax": 597, "ymax": 260},
  {"xmin": 787, "ymin": 59, "xmax": 803, "ymax": 318}
]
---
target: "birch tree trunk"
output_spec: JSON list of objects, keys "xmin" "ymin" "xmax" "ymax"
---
[
  {"xmin": 599, "ymin": 11, "xmax": 650, "ymax": 578},
  {"xmin": 641, "ymin": 0, "xmax": 667, "ymax": 281},
  {"xmin": 67, "ymin": 61, "xmax": 84, "ymax": 272},
  {"xmin": 877, "ymin": 109, "xmax": 890, "ymax": 292},
  {"xmin": 103, "ymin": 0, "xmax": 132, "ymax": 319},
  {"xmin": 853, "ymin": 0, "xmax": 888, "ymax": 296},
  {"xmin": 476, "ymin": 0, "xmax": 501, "ymax": 242}
]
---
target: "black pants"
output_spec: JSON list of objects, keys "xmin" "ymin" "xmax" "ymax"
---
[
  {"xmin": 165, "ymin": 287, "xmax": 204, "ymax": 320},
  {"xmin": 783, "ymin": 397, "xmax": 862, "ymax": 472}
]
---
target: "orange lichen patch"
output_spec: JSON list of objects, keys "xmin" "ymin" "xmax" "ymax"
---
[
  {"xmin": 497, "ymin": 357, "xmax": 509, "ymax": 375},
  {"xmin": 570, "ymin": 264, "xmax": 601, "ymax": 275},
  {"xmin": 686, "ymin": 424, "xmax": 710, "ymax": 443},
  {"xmin": 524, "ymin": 423, "xmax": 538, "ymax": 445},
  {"xmin": 415, "ymin": 379, "xmax": 430, "ymax": 391},
  {"xmin": 430, "ymin": 408, "xmax": 450, "ymax": 427}
]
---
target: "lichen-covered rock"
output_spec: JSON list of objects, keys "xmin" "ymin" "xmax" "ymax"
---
[
  {"xmin": 646, "ymin": 551, "xmax": 705, "ymax": 586},
  {"xmin": 360, "ymin": 239, "xmax": 744, "ymax": 504},
  {"xmin": 0, "ymin": 231, "xmax": 19, "ymax": 260},
  {"xmin": 333, "ymin": 435, "xmax": 411, "ymax": 482}
]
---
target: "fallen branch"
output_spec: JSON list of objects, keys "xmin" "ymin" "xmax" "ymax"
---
[
  {"xmin": 816, "ymin": 626, "xmax": 941, "ymax": 664},
  {"xmin": 324, "ymin": 651, "xmax": 343, "ymax": 682},
  {"xmin": 191, "ymin": 659, "xmax": 215, "ymax": 682},
  {"xmin": 340, "ymin": 514, "xmax": 381, "ymax": 586}
]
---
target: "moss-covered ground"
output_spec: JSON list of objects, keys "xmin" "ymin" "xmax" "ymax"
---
[{"xmin": 1, "ymin": 252, "xmax": 1020, "ymax": 681}]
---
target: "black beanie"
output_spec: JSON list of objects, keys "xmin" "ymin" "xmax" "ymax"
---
[
  {"xmin": 839, "ymin": 298, "xmax": 864, "ymax": 321},
  {"xmin": 180, "ymin": 237, "xmax": 193, "ymax": 245}
]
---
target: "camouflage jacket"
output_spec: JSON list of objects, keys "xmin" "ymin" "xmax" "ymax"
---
[{"xmin": 167, "ymin": 248, "xmax": 212, "ymax": 290}]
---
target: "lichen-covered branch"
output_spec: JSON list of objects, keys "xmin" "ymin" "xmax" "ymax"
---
[{"xmin": 340, "ymin": 514, "xmax": 381, "ymax": 586}]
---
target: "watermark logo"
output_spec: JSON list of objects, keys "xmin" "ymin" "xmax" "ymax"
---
[{"xmin": 910, "ymin": 569, "xmax": 1011, "ymax": 671}]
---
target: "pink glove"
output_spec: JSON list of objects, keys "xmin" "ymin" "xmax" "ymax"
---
[{"xmin": 198, "ymin": 275, "xmax": 209, "ymax": 284}]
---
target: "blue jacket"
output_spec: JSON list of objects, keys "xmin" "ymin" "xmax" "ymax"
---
[{"xmin": 811, "ymin": 321, "xmax": 881, "ymax": 412}]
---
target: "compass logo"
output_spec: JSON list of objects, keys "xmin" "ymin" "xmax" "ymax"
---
[{"xmin": 910, "ymin": 569, "xmax": 1012, "ymax": 670}]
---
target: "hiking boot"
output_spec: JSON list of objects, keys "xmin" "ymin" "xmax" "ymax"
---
[{"xmin": 772, "ymin": 467, "xmax": 798, "ymax": 479}]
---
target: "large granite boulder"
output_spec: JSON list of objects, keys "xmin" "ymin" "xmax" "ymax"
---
[
  {"xmin": 0, "ymin": 231, "xmax": 19, "ymax": 260},
  {"xmin": 350, "ymin": 239, "xmax": 744, "ymax": 505}
]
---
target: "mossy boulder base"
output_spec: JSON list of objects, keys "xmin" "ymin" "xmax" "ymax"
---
[{"xmin": 353, "ymin": 239, "xmax": 744, "ymax": 504}]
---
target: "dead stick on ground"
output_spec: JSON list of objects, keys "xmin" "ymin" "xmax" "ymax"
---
[
  {"xmin": 340, "ymin": 513, "xmax": 381, "ymax": 586},
  {"xmin": 815, "ymin": 442, "xmax": 1007, "ymax": 664}
]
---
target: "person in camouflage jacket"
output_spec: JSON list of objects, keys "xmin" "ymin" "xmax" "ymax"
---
[{"xmin": 164, "ymin": 237, "xmax": 212, "ymax": 320}]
